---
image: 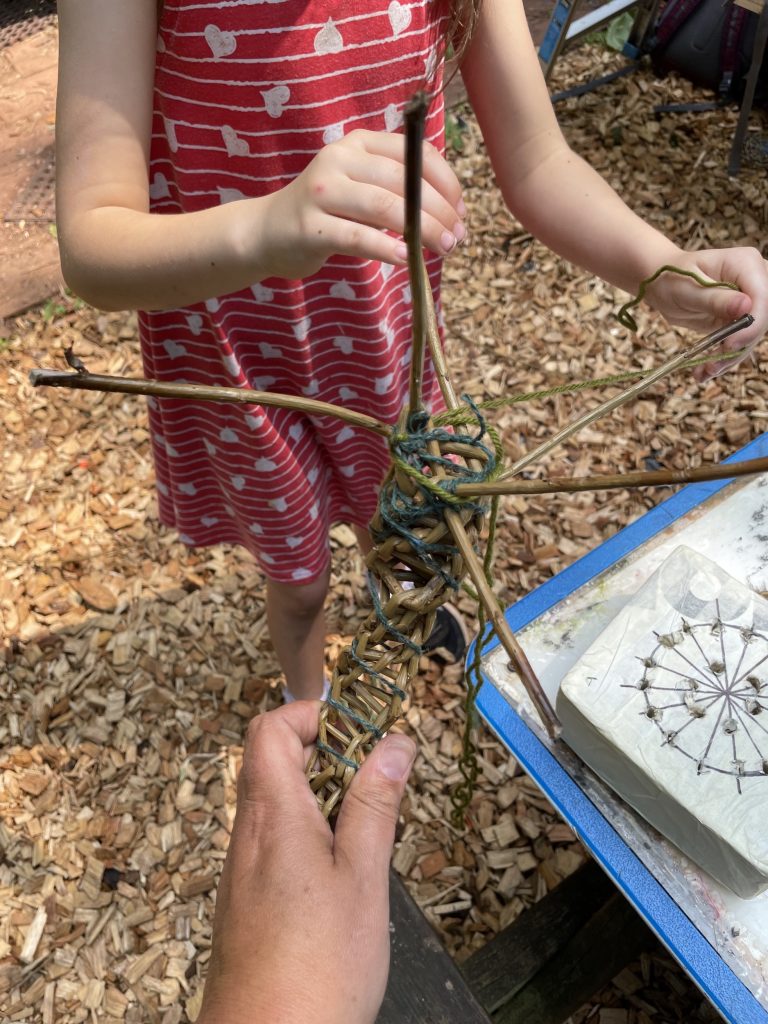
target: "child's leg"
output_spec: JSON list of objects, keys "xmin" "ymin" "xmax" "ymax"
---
[
  {"xmin": 266, "ymin": 566, "xmax": 331, "ymax": 701},
  {"xmin": 352, "ymin": 524, "xmax": 373, "ymax": 556}
]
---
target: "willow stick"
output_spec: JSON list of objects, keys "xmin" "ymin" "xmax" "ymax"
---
[
  {"xmin": 28, "ymin": 369, "xmax": 391, "ymax": 437},
  {"xmin": 455, "ymin": 455, "xmax": 768, "ymax": 497},
  {"xmin": 405, "ymin": 94, "xmax": 429, "ymax": 418},
  {"xmin": 421, "ymin": 254, "xmax": 460, "ymax": 409},
  {"xmin": 497, "ymin": 314, "xmax": 754, "ymax": 482},
  {"xmin": 420, "ymin": 264, "xmax": 558, "ymax": 733}
]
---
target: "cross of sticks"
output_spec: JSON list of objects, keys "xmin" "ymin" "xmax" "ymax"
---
[{"xmin": 30, "ymin": 94, "xmax": 757, "ymax": 819}]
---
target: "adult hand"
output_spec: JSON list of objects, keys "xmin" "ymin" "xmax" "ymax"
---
[
  {"xmin": 642, "ymin": 246, "xmax": 768, "ymax": 379},
  {"xmin": 257, "ymin": 129, "xmax": 465, "ymax": 279},
  {"xmin": 197, "ymin": 701, "xmax": 417, "ymax": 1024}
]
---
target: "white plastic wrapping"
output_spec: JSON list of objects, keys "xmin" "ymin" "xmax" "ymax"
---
[{"xmin": 557, "ymin": 545, "xmax": 768, "ymax": 899}]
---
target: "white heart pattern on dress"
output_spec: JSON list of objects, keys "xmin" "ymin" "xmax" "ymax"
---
[
  {"xmin": 219, "ymin": 427, "xmax": 239, "ymax": 443},
  {"xmin": 218, "ymin": 187, "xmax": 246, "ymax": 205},
  {"xmin": 340, "ymin": 465, "xmax": 356, "ymax": 478},
  {"xmin": 285, "ymin": 536, "xmax": 304, "ymax": 549},
  {"xmin": 157, "ymin": 34, "xmax": 166, "ymax": 54},
  {"xmin": 163, "ymin": 339, "xmax": 187, "ymax": 359},
  {"xmin": 255, "ymin": 457, "xmax": 278, "ymax": 472},
  {"xmin": 201, "ymin": 516, "xmax": 219, "ymax": 527},
  {"xmin": 333, "ymin": 336, "xmax": 354, "ymax": 355},
  {"xmin": 222, "ymin": 125, "xmax": 249, "ymax": 157},
  {"xmin": 270, "ymin": 497, "xmax": 288, "ymax": 512},
  {"xmin": 203, "ymin": 438, "xmax": 217, "ymax": 456},
  {"xmin": 375, "ymin": 373, "xmax": 394, "ymax": 395},
  {"xmin": 401, "ymin": 284, "xmax": 412, "ymax": 304},
  {"xmin": 261, "ymin": 85, "xmax": 290, "ymax": 118},
  {"xmin": 251, "ymin": 282, "xmax": 274, "ymax": 302},
  {"xmin": 330, "ymin": 280, "xmax": 355, "ymax": 300},
  {"xmin": 245, "ymin": 414, "xmax": 265, "ymax": 430},
  {"xmin": 259, "ymin": 342, "xmax": 281, "ymax": 359},
  {"xmin": 206, "ymin": 297, "xmax": 221, "ymax": 313},
  {"xmin": 204, "ymin": 24, "xmax": 237, "ymax": 59},
  {"xmin": 222, "ymin": 353, "xmax": 242, "ymax": 377},
  {"xmin": 293, "ymin": 316, "xmax": 311, "ymax": 341},
  {"xmin": 380, "ymin": 261, "xmax": 395, "ymax": 281},
  {"xmin": 292, "ymin": 568, "xmax": 312, "ymax": 581},
  {"xmin": 308, "ymin": 468, "xmax": 319, "ymax": 485},
  {"xmin": 339, "ymin": 387, "xmax": 358, "ymax": 402},
  {"xmin": 288, "ymin": 423, "xmax": 304, "ymax": 443},
  {"xmin": 248, "ymin": 522, "xmax": 264, "ymax": 535},
  {"xmin": 309, "ymin": 502, "xmax": 319, "ymax": 520},
  {"xmin": 253, "ymin": 376, "xmax": 276, "ymax": 390},
  {"xmin": 337, "ymin": 427, "xmax": 355, "ymax": 444},
  {"xmin": 322, "ymin": 123, "xmax": 344, "ymax": 144},
  {"xmin": 302, "ymin": 379, "xmax": 319, "ymax": 397},
  {"xmin": 149, "ymin": 172, "xmax": 171, "ymax": 201},
  {"xmin": 186, "ymin": 314, "xmax": 203, "ymax": 335},
  {"xmin": 388, "ymin": 1, "xmax": 412, "ymax": 36},
  {"xmin": 179, "ymin": 482, "xmax": 198, "ymax": 496},
  {"xmin": 231, "ymin": 475, "xmax": 247, "ymax": 491},
  {"xmin": 164, "ymin": 118, "xmax": 179, "ymax": 153},
  {"xmin": 384, "ymin": 103, "xmax": 403, "ymax": 132},
  {"xmin": 314, "ymin": 19, "xmax": 343, "ymax": 55}
]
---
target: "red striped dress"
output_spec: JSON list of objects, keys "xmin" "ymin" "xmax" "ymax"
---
[{"xmin": 141, "ymin": 0, "xmax": 447, "ymax": 583}]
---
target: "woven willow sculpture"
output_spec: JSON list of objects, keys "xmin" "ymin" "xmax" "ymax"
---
[{"xmin": 31, "ymin": 95, "xmax": 760, "ymax": 822}]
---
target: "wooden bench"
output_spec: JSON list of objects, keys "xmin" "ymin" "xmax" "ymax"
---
[{"xmin": 378, "ymin": 860, "xmax": 655, "ymax": 1023}]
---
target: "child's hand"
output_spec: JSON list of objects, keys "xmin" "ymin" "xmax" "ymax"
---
[
  {"xmin": 642, "ymin": 247, "xmax": 768, "ymax": 380},
  {"xmin": 197, "ymin": 700, "xmax": 416, "ymax": 1024},
  {"xmin": 257, "ymin": 129, "xmax": 465, "ymax": 279}
]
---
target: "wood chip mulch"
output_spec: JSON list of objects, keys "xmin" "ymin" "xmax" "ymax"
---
[{"xmin": 1, "ymin": 43, "xmax": 766, "ymax": 1024}]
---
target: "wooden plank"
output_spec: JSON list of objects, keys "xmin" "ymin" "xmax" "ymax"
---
[
  {"xmin": 460, "ymin": 859, "xmax": 616, "ymax": 1013},
  {"xmin": 493, "ymin": 890, "xmax": 654, "ymax": 1024},
  {"xmin": 377, "ymin": 870, "xmax": 491, "ymax": 1024}
]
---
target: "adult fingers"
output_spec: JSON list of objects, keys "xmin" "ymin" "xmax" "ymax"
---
[
  {"xmin": 238, "ymin": 702, "xmax": 324, "ymax": 816},
  {"xmin": 333, "ymin": 733, "xmax": 416, "ymax": 882}
]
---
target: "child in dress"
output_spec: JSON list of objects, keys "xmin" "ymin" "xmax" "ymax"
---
[{"xmin": 55, "ymin": 0, "xmax": 767, "ymax": 703}]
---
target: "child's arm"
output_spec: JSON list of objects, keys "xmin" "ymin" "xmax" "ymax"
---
[
  {"xmin": 56, "ymin": 0, "xmax": 465, "ymax": 312},
  {"xmin": 460, "ymin": 0, "xmax": 768, "ymax": 368}
]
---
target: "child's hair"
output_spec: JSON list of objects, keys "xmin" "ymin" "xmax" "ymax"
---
[{"xmin": 443, "ymin": 0, "xmax": 483, "ymax": 59}]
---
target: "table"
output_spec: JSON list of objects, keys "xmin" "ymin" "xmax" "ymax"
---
[{"xmin": 476, "ymin": 434, "xmax": 768, "ymax": 1024}]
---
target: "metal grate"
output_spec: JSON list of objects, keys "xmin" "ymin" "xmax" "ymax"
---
[
  {"xmin": 4, "ymin": 146, "xmax": 56, "ymax": 224},
  {"xmin": 0, "ymin": 1, "xmax": 57, "ymax": 51}
]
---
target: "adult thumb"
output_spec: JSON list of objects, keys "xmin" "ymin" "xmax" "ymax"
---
[{"xmin": 333, "ymin": 733, "xmax": 416, "ymax": 879}]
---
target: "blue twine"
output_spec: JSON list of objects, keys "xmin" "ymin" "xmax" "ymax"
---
[
  {"xmin": 316, "ymin": 741, "xmax": 359, "ymax": 771},
  {"xmin": 375, "ymin": 396, "xmax": 496, "ymax": 589},
  {"xmin": 327, "ymin": 695, "xmax": 383, "ymax": 739}
]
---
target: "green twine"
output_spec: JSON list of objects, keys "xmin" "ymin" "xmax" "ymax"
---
[{"xmin": 616, "ymin": 264, "xmax": 739, "ymax": 332}]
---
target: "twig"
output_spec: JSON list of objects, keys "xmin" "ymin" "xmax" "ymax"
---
[
  {"xmin": 28, "ymin": 369, "xmax": 392, "ymax": 437},
  {"xmin": 405, "ymin": 93, "xmax": 429, "ymax": 418},
  {"xmin": 420, "ymin": 266, "xmax": 558, "ymax": 735},
  {"xmin": 497, "ymin": 314, "xmax": 754, "ymax": 482},
  {"xmin": 456, "ymin": 455, "xmax": 768, "ymax": 497}
]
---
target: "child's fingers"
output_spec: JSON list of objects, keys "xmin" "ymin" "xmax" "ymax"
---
[
  {"xmin": 312, "ymin": 210, "xmax": 408, "ymax": 266},
  {"xmin": 347, "ymin": 129, "xmax": 464, "ymax": 215},
  {"xmin": 326, "ymin": 180, "xmax": 459, "ymax": 255},
  {"xmin": 345, "ymin": 150, "xmax": 464, "ymax": 239}
]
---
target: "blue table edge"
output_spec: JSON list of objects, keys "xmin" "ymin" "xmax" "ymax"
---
[{"xmin": 473, "ymin": 434, "xmax": 768, "ymax": 1024}]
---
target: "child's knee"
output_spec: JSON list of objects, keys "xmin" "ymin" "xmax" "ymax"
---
[{"xmin": 267, "ymin": 570, "xmax": 329, "ymax": 619}]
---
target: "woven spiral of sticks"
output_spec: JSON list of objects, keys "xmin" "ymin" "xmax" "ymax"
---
[{"xmin": 306, "ymin": 403, "xmax": 497, "ymax": 818}]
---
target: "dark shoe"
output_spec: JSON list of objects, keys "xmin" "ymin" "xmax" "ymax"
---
[{"xmin": 423, "ymin": 604, "xmax": 469, "ymax": 664}]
